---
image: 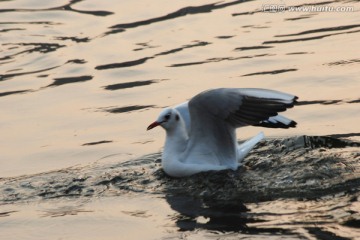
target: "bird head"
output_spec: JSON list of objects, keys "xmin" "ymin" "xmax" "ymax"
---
[{"xmin": 147, "ymin": 108, "xmax": 180, "ymax": 131}]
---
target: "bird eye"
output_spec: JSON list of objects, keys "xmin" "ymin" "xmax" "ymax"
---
[{"xmin": 164, "ymin": 114, "xmax": 171, "ymax": 120}]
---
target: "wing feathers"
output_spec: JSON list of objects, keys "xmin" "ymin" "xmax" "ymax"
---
[
  {"xmin": 189, "ymin": 88, "xmax": 297, "ymax": 128},
  {"xmin": 226, "ymin": 94, "xmax": 297, "ymax": 127},
  {"xmin": 255, "ymin": 115, "xmax": 297, "ymax": 129}
]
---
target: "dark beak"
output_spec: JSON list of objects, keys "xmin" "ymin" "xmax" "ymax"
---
[{"xmin": 147, "ymin": 121, "xmax": 160, "ymax": 131}]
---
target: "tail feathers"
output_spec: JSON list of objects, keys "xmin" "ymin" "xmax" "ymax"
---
[
  {"xmin": 255, "ymin": 114, "xmax": 297, "ymax": 129},
  {"xmin": 237, "ymin": 132, "xmax": 265, "ymax": 162}
]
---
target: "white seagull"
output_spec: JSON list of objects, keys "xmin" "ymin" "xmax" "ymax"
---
[{"xmin": 147, "ymin": 88, "xmax": 298, "ymax": 177}]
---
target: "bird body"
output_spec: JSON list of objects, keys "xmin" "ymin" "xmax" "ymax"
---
[{"xmin": 147, "ymin": 88, "xmax": 298, "ymax": 177}]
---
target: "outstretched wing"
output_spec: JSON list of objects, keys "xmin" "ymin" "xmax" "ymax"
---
[
  {"xmin": 185, "ymin": 88, "xmax": 297, "ymax": 167},
  {"xmin": 189, "ymin": 88, "xmax": 298, "ymax": 128}
]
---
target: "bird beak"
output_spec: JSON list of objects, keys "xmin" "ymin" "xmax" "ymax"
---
[{"xmin": 147, "ymin": 121, "xmax": 160, "ymax": 131}]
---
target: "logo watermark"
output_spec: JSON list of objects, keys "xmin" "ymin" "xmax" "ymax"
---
[{"xmin": 262, "ymin": 4, "xmax": 355, "ymax": 13}]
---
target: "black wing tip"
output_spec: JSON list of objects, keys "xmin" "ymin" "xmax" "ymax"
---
[
  {"xmin": 284, "ymin": 96, "xmax": 298, "ymax": 109},
  {"xmin": 288, "ymin": 120, "xmax": 297, "ymax": 128},
  {"xmin": 226, "ymin": 91, "xmax": 299, "ymax": 127},
  {"xmin": 255, "ymin": 120, "xmax": 297, "ymax": 129},
  {"xmin": 293, "ymin": 95, "xmax": 299, "ymax": 104}
]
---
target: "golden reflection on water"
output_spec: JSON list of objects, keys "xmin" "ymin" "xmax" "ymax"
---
[
  {"xmin": 0, "ymin": 0, "xmax": 360, "ymax": 238},
  {"xmin": 0, "ymin": 196, "xmax": 174, "ymax": 240},
  {"xmin": 0, "ymin": 0, "xmax": 359, "ymax": 176}
]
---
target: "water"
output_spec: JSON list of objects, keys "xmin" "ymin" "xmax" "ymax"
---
[{"xmin": 1, "ymin": 0, "xmax": 360, "ymax": 239}]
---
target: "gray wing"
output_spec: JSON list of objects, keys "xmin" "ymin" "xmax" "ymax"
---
[
  {"xmin": 189, "ymin": 88, "xmax": 298, "ymax": 128},
  {"xmin": 185, "ymin": 88, "xmax": 297, "ymax": 167}
]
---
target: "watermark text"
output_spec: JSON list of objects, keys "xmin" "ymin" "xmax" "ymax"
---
[{"xmin": 262, "ymin": 4, "xmax": 355, "ymax": 13}]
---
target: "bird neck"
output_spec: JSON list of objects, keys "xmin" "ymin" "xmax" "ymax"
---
[
  {"xmin": 165, "ymin": 122, "xmax": 188, "ymax": 151},
  {"xmin": 163, "ymin": 117, "xmax": 188, "ymax": 163}
]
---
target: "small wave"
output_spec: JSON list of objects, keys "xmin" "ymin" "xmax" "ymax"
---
[{"xmin": 1, "ymin": 135, "xmax": 359, "ymax": 205}]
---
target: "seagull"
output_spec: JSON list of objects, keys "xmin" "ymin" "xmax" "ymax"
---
[{"xmin": 147, "ymin": 88, "xmax": 298, "ymax": 177}]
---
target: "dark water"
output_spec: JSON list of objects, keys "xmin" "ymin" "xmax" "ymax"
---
[
  {"xmin": 1, "ymin": 136, "xmax": 360, "ymax": 239},
  {"xmin": 1, "ymin": 0, "xmax": 360, "ymax": 239}
]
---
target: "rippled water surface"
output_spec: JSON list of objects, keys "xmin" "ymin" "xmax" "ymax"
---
[{"xmin": 1, "ymin": 0, "xmax": 360, "ymax": 239}]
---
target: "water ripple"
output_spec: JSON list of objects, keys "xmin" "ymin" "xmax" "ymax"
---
[
  {"xmin": 46, "ymin": 75, "xmax": 93, "ymax": 87},
  {"xmin": 326, "ymin": 58, "xmax": 360, "ymax": 66},
  {"xmin": 234, "ymin": 46, "xmax": 274, "ymax": 51},
  {"xmin": 275, "ymin": 24, "xmax": 360, "ymax": 37},
  {"xmin": 297, "ymin": 98, "xmax": 360, "ymax": 106},
  {"xmin": 99, "ymin": 105, "xmax": 155, "ymax": 114},
  {"xmin": 105, "ymin": 0, "xmax": 250, "ymax": 35},
  {"xmin": 242, "ymin": 68, "xmax": 298, "ymax": 77},
  {"xmin": 0, "ymin": 66, "xmax": 59, "ymax": 82},
  {"xmin": 0, "ymin": 89, "xmax": 32, "ymax": 97},
  {"xmin": 103, "ymin": 79, "xmax": 165, "ymax": 91},
  {"xmin": 96, "ymin": 41, "xmax": 211, "ymax": 70},
  {"xmin": 264, "ymin": 30, "xmax": 360, "ymax": 44},
  {"xmin": 82, "ymin": 140, "xmax": 113, "ymax": 146},
  {"xmin": 168, "ymin": 54, "xmax": 274, "ymax": 67},
  {"xmin": 0, "ymin": 0, "xmax": 113, "ymax": 17},
  {"xmin": 0, "ymin": 43, "xmax": 65, "ymax": 62}
]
